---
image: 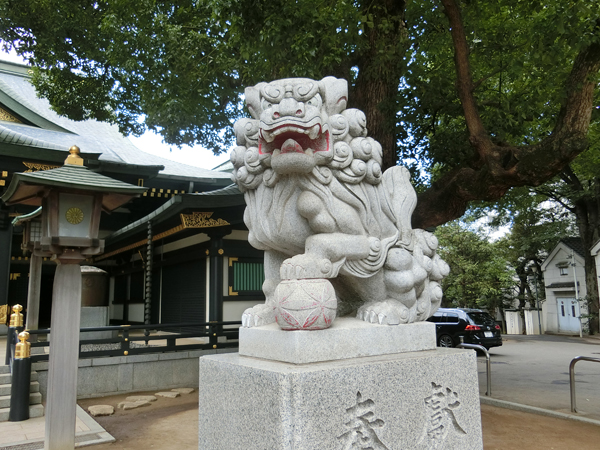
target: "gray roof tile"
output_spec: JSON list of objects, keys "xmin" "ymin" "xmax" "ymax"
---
[{"xmin": 560, "ymin": 237, "xmax": 585, "ymax": 257}]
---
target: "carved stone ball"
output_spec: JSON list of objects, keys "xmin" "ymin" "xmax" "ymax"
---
[{"xmin": 275, "ymin": 279, "xmax": 337, "ymax": 330}]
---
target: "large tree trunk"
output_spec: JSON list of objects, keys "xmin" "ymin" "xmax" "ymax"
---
[
  {"xmin": 348, "ymin": 0, "xmax": 407, "ymax": 171},
  {"xmin": 573, "ymin": 183, "xmax": 600, "ymax": 334},
  {"xmin": 582, "ymin": 247, "xmax": 599, "ymax": 334},
  {"xmin": 514, "ymin": 260, "xmax": 530, "ymax": 311},
  {"xmin": 352, "ymin": 76, "xmax": 398, "ymax": 171}
]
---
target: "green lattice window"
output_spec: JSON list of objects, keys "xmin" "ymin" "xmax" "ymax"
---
[{"xmin": 228, "ymin": 258, "xmax": 265, "ymax": 296}]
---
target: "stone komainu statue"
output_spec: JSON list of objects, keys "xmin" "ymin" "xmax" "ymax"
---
[{"xmin": 231, "ymin": 77, "xmax": 449, "ymax": 328}]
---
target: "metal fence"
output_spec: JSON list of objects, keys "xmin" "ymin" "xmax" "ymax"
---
[{"xmin": 7, "ymin": 321, "xmax": 241, "ymax": 365}]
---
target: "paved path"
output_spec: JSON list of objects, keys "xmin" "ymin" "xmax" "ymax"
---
[
  {"xmin": 0, "ymin": 335, "xmax": 114, "ymax": 449},
  {"xmin": 475, "ymin": 334, "xmax": 600, "ymax": 420},
  {"xmin": 2, "ymin": 332, "xmax": 600, "ymax": 448}
]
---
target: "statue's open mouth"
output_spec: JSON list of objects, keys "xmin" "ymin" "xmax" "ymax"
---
[{"xmin": 259, "ymin": 123, "xmax": 329, "ymax": 155}]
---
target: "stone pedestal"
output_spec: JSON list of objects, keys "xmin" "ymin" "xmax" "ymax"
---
[
  {"xmin": 199, "ymin": 319, "xmax": 483, "ymax": 450},
  {"xmin": 239, "ymin": 318, "xmax": 436, "ymax": 363}
]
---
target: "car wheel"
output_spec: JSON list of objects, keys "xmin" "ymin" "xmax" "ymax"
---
[{"xmin": 438, "ymin": 335, "xmax": 454, "ymax": 348}]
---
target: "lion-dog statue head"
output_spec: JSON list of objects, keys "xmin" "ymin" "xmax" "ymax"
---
[{"xmin": 231, "ymin": 77, "xmax": 449, "ymax": 329}]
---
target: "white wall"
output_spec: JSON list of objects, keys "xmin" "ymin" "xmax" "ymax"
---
[{"xmin": 542, "ymin": 244, "xmax": 586, "ymax": 334}]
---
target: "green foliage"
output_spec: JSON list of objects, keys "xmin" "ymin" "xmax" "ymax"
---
[
  {"xmin": 435, "ymin": 221, "xmax": 514, "ymax": 311},
  {"xmin": 475, "ymin": 186, "xmax": 576, "ymax": 246},
  {"xmin": 1, "ymin": 0, "xmax": 598, "ymax": 172},
  {"xmin": 461, "ymin": 185, "xmax": 577, "ymax": 308},
  {"xmin": 0, "ymin": 0, "xmax": 370, "ymax": 153},
  {"xmin": 400, "ymin": 0, "xmax": 600, "ymax": 183}
]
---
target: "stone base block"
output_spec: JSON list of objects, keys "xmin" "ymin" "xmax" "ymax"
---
[
  {"xmin": 80, "ymin": 307, "xmax": 114, "ymax": 341},
  {"xmin": 199, "ymin": 349, "xmax": 483, "ymax": 450},
  {"xmin": 239, "ymin": 317, "xmax": 436, "ymax": 364}
]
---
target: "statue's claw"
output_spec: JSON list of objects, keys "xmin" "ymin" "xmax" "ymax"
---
[
  {"xmin": 241, "ymin": 304, "xmax": 276, "ymax": 328},
  {"xmin": 357, "ymin": 300, "xmax": 413, "ymax": 326}
]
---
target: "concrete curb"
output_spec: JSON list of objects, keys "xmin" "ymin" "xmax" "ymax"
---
[
  {"xmin": 480, "ymin": 396, "xmax": 600, "ymax": 426},
  {"xmin": 0, "ymin": 406, "xmax": 114, "ymax": 450}
]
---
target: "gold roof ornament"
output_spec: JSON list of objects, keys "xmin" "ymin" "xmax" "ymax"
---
[
  {"xmin": 0, "ymin": 304, "xmax": 7, "ymax": 325},
  {"xmin": 15, "ymin": 331, "xmax": 31, "ymax": 359},
  {"xmin": 9, "ymin": 304, "xmax": 23, "ymax": 328},
  {"xmin": 0, "ymin": 106, "xmax": 22, "ymax": 123},
  {"xmin": 64, "ymin": 145, "xmax": 84, "ymax": 166}
]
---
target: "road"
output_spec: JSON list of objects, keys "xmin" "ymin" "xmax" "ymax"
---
[{"xmin": 474, "ymin": 333, "xmax": 600, "ymax": 420}]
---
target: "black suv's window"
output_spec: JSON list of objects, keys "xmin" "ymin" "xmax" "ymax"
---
[
  {"xmin": 428, "ymin": 315, "xmax": 442, "ymax": 323},
  {"xmin": 445, "ymin": 313, "xmax": 459, "ymax": 323},
  {"xmin": 467, "ymin": 312, "xmax": 495, "ymax": 326}
]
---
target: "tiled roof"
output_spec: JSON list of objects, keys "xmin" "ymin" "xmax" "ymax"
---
[
  {"xmin": 2, "ymin": 163, "xmax": 147, "ymax": 211},
  {"xmin": 106, "ymin": 183, "xmax": 245, "ymax": 244},
  {"xmin": 560, "ymin": 237, "xmax": 585, "ymax": 257},
  {"xmin": 0, "ymin": 61, "xmax": 231, "ymax": 182},
  {"xmin": 546, "ymin": 281, "xmax": 580, "ymax": 289},
  {"xmin": 190, "ymin": 184, "xmax": 240, "ymax": 196},
  {"xmin": 7, "ymin": 164, "xmax": 147, "ymax": 193}
]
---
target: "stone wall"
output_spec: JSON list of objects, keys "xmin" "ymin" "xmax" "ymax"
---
[{"xmin": 33, "ymin": 348, "xmax": 236, "ymax": 399}]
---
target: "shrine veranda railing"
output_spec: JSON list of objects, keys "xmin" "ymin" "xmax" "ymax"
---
[{"xmin": 8, "ymin": 321, "xmax": 241, "ymax": 364}]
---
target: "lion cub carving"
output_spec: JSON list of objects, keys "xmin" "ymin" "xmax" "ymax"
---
[{"xmin": 231, "ymin": 77, "xmax": 449, "ymax": 328}]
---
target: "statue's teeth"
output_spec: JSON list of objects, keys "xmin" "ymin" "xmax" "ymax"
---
[
  {"xmin": 261, "ymin": 130, "xmax": 276, "ymax": 143},
  {"xmin": 308, "ymin": 124, "xmax": 320, "ymax": 139}
]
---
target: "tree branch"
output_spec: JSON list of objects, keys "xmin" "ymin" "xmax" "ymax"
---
[
  {"xmin": 440, "ymin": 0, "xmax": 492, "ymax": 162},
  {"xmin": 473, "ymin": 67, "xmax": 504, "ymax": 91},
  {"xmin": 559, "ymin": 165, "xmax": 584, "ymax": 192},
  {"xmin": 413, "ymin": 12, "xmax": 600, "ymax": 228},
  {"xmin": 534, "ymin": 187, "xmax": 576, "ymax": 214}
]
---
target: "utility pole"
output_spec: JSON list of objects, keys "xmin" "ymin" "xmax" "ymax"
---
[{"xmin": 571, "ymin": 250, "xmax": 583, "ymax": 338}]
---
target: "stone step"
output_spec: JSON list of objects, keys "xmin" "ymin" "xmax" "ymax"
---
[
  {"xmin": 30, "ymin": 381, "xmax": 39, "ymax": 393},
  {"xmin": 0, "ymin": 370, "xmax": 39, "ymax": 387},
  {"xmin": 0, "ymin": 404, "xmax": 44, "ymax": 422},
  {"xmin": 0, "ymin": 365, "xmax": 38, "ymax": 376},
  {"xmin": 0, "ymin": 392, "xmax": 42, "ymax": 408},
  {"xmin": 0, "ymin": 381, "xmax": 39, "ymax": 396}
]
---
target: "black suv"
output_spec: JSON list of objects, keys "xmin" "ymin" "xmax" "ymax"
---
[{"xmin": 427, "ymin": 308, "xmax": 502, "ymax": 349}]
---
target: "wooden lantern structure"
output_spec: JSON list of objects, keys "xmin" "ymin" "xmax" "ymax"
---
[{"xmin": 2, "ymin": 146, "xmax": 145, "ymax": 260}]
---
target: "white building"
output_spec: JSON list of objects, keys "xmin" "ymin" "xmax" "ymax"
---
[{"xmin": 540, "ymin": 238, "xmax": 587, "ymax": 335}]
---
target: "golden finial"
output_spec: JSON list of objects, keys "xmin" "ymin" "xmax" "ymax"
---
[
  {"xmin": 9, "ymin": 304, "xmax": 23, "ymax": 327},
  {"xmin": 15, "ymin": 331, "xmax": 31, "ymax": 359},
  {"xmin": 65, "ymin": 145, "xmax": 84, "ymax": 166}
]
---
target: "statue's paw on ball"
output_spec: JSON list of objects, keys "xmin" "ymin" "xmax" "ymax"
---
[
  {"xmin": 242, "ymin": 304, "xmax": 276, "ymax": 328},
  {"xmin": 357, "ymin": 300, "xmax": 414, "ymax": 325},
  {"xmin": 275, "ymin": 279, "xmax": 337, "ymax": 330},
  {"xmin": 280, "ymin": 254, "xmax": 335, "ymax": 279}
]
